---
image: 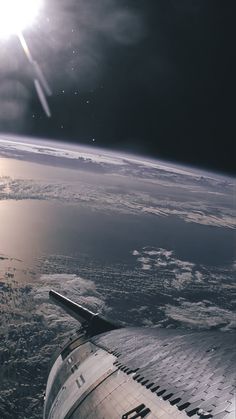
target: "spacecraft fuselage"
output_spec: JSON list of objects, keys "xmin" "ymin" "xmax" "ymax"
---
[{"xmin": 44, "ymin": 290, "xmax": 236, "ymax": 419}]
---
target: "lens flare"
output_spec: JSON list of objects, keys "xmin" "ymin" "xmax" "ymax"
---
[{"xmin": 0, "ymin": 0, "xmax": 42, "ymax": 38}]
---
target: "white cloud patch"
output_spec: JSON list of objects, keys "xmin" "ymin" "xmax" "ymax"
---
[
  {"xmin": 132, "ymin": 246, "xmax": 236, "ymax": 313},
  {"xmin": 143, "ymin": 204, "xmax": 235, "ymax": 230},
  {"xmin": 134, "ymin": 247, "xmax": 196, "ymax": 290},
  {"xmin": 131, "ymin": 246, "xmax": 236, "ymax": 330},
  {"xmin": 33, "ymin": 273, "xmax": 106, "ymax": 329},
  {"xmin": 163, "ymin": 300, "xmax": 236, "ymax": 331}
]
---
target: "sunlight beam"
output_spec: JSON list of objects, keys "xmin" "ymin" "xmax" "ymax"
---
[{"xmin": 0, "ymin": 0, "xmax": 42, "ymax": 38}]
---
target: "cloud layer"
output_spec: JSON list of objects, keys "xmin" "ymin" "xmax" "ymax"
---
[
  {"xmin": 0, "ymin": 137, "xmax": 235, "ymax": 230},
  {"xmin": 163, "ymin": 300, "xmax": 236, "ymax": 331},
  {"xmin": 131, "ymin": 246, "xmax": 236, "ymax": 330}
]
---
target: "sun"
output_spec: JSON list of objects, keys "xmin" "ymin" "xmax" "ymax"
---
[{"xmin": 0, "ymin": 0, "xmax": 42, "ymax": 38}]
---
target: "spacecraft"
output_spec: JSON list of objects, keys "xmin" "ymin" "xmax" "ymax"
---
[{"xmin": 44, "ymin": 290, "xmax": 235, "ymax": 419}]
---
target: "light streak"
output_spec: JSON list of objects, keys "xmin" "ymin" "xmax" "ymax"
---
[
  {"xmin": 18, "ymin": 31, "xmax": 52, "ymax": 118},
  {"xmin": 0, "ymin": 0, "xmax": 52, "ymax": 117}
]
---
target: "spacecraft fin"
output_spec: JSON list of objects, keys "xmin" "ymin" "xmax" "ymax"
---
[{"xmin": 49, "ymin": 289, "xmax": 121, "ymax": 335}]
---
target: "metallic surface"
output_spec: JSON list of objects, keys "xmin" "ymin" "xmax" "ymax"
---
[
  {"xmin": 44, "ymin": 291, "xmax": 236, "ymax": 418},
  {"xmin": 44, "ymin": 327, "xmax": 235, "ymax": 418},
  {"xmin": 49, "ymin": 290, "xmax": 121, "ymax": 335},
  {"xmin": 44, "ymin": 337, "xmax": 188, "ymax": 419},
  {"xmin": 93, "ymin": 328, "xmax": 236, "ymax": 418}
]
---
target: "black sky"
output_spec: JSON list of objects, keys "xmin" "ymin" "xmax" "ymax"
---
[{"xmin": 0, "ymin": 0, "xmax": 234, "ymax": 174}]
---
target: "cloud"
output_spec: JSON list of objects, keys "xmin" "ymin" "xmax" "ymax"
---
[
  {"xmin": 162, "ymin": 300, "xmax": 236, "ymax": 331},
  {"xmin": 0, "ymin": 137, "xmax": 235, "ymax": 230},
  {"xmin": 0, "ymin": 177, "xmax": 235, "ymax": 230},
  {"xmin": 129, "ymin": 246, "xmax": 236, "ymax": 331},
  {"xmin": 132, "ymin": 246, "xmax": 236, "ymax": 313},
  {"xmin": 33, "ymin": 273, "xmax": 106, "ymax": 328},
  {"xmin": 0, "ymin": 264, "xmax": 109, "ymax": 417},
  {"xmin": 0, "ymin": 244, "xmax": 235, "ymax": 416},
  {"xmin": 35, "ymin": 273, "xmax": 105, "ymax": 309},
  {"xmin": 134, "ymin": 247, "xmax": 196, "ymax": 290}
]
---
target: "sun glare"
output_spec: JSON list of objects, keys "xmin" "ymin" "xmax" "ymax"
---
[{"xmin": 0, "ymin": 0, "xmax": 42, "ymax": 38}]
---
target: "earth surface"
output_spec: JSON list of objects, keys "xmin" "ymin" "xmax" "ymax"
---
[{"xmin": 0, "ymin": 135, "xmax": 235, "ymax": 418}]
